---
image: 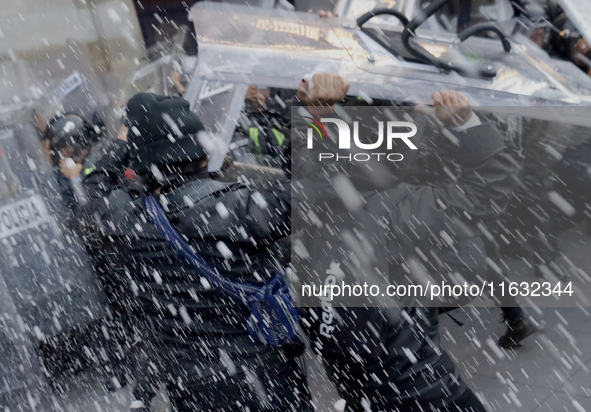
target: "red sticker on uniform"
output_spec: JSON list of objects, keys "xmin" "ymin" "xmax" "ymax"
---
[{"xmin": 123, "ymin": 168, "xmax": 135, "ymax": 180}]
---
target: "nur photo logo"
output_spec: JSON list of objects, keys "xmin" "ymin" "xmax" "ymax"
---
[{"xmin": 305, "ymin": 116, "xmax": 418, "ymax": 162}]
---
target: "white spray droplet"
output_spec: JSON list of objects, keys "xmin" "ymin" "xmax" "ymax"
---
[
  {"xmin": 216, "ymin": 202, "xmax": 230, "ymax": 219},
  {"xmin": 152, "ymin": 269, "xmax": 162, "ymax": 285},
  {"xmin": 216, "ymin": 241, "xmax": 233, "ymax": 259},
  {"xmin": 251, "ymin": 192, "xmax": 268, "ymax": 209}
]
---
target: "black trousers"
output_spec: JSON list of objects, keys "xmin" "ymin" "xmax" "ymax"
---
[
  {"xmin": 301, "ymin": 306, "xmax": 486, "ymax": 412},
  {"xmin": 167, "ymin": 343, "xmax": 312, "ymax": 412}
]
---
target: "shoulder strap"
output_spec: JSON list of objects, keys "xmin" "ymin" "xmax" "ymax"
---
[{"xmin": 144, "ymin": 195, "xmax": 264, "ymax": 302}]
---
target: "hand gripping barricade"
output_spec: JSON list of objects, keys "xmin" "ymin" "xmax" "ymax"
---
[
  {"xmin": 189, "ymin": 2, "xmax": 591, "ymax": 129},
  {"xmin": 144, "ymin": 195, "xmax": 300, "ymax": 346}
]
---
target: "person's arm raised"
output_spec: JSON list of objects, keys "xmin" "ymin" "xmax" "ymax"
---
[
  {"xmin": 297, "ymin": 72, "xmax": 349, "ymax": 115},
  {"xmin": 369, "ymin": 90, "xmax": 516, "ymax": 245}
]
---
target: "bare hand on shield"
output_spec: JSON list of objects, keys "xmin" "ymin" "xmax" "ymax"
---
[
  {"xmin": 60, "ymin": 158, "xmax": 83, "ymax": 179},
  {"xmin": 298, "ymin": 73, "xmax": 349, "ymax": 113},
  {"xmin": 573, "ymin": 38, "xmax": 591, "ymax": 74},
  {"xmin": 308, "ymin": 9, "xmax": 339, "ymax": 18},
  {"xmin": 415, "ymin": 90, "xmax": 473, "ymax": 128}
]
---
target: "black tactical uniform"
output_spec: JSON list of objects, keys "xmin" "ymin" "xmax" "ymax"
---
[
  {"xmin": 292, "ymin": 106, "xmax": 518, "ymax": 411},
  {"xmin": 78, "ymin": 93, "xmax": 311, "ymax": 412}
]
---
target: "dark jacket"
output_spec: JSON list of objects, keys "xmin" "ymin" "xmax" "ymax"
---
[
  {"xmin": 294, "ymin": 111, "xmax": 518, "ymax": 408},
  {"xmin": 78, "ymin": 140, "xmax": 292, "ymax": 378}
]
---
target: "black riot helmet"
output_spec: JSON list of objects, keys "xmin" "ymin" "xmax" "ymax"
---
[{"xmin": 48, "ymin": 113, "xmax": 99, "ymax": 166}]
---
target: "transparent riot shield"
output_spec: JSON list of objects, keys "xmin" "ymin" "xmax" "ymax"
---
[
  {"xmin": 123, "ymin": 26, "xmax": 196, "ymax": 103},
  {"xmin": 188, "ymin": 1, "xmax": 591, "ymax": 174},
  {"xmin": 0, "ymin": 45, "xmax": 117, "ymax": 409},
  {"xmin": 335, "ymin": 0, "xmax": 423, "ymax": 30},
  {"xmin": 336, "ymin": 0, "xmax": 397, "ymax": 21},
  {"xmin": 188, "ymin": 3, "xmax": 355, "ymax": 170},
  {"xmin": 188, "ymin": 1, "xmax": 591, "ymax": 309},
  {"xmin": 190, "ymin": 3, "xmax": 356, "ymax": 90},
  {"xmin": 558, "ymin": 0, "xmax": 591, "ymax": 46},
  {"xmin": 289, "ymin": 104, "xmax": 591, "ymax": 311},
  {"xmin": 0, "ymin": 47, "xmax": 115, "ymax": 330},
  {"xmin": 285, "ymin": 101, "xmax": 591, "ymax": 412},
  {"xmin": 190, "ymin": 2, "xmax": 591, "ymax": 117},
  {"xmin": 334, "ymin": 0, "xmax": 516, "ymax": 32},
  {"xmin": 0, "ymin": 59, "xmax": 40, "ymax": 118},
  {"xmin": 0, "ymin": 39, "xmax": 113, "ymax": 129},
  {"xmin": 0, "ymin": 272, "xmax": 59, "ymax": 411},
  {"xmin": 186, "ymin": 1, "xmax": 301, "ymax": 171},
  {"xmin": 0, "ymin": 125, "xmax": 107, "ymax": 336}
]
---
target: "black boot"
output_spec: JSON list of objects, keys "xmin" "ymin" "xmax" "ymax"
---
[{"xmin": 498, "ymin": 307, "xmax": 538, "ymax": 349}]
